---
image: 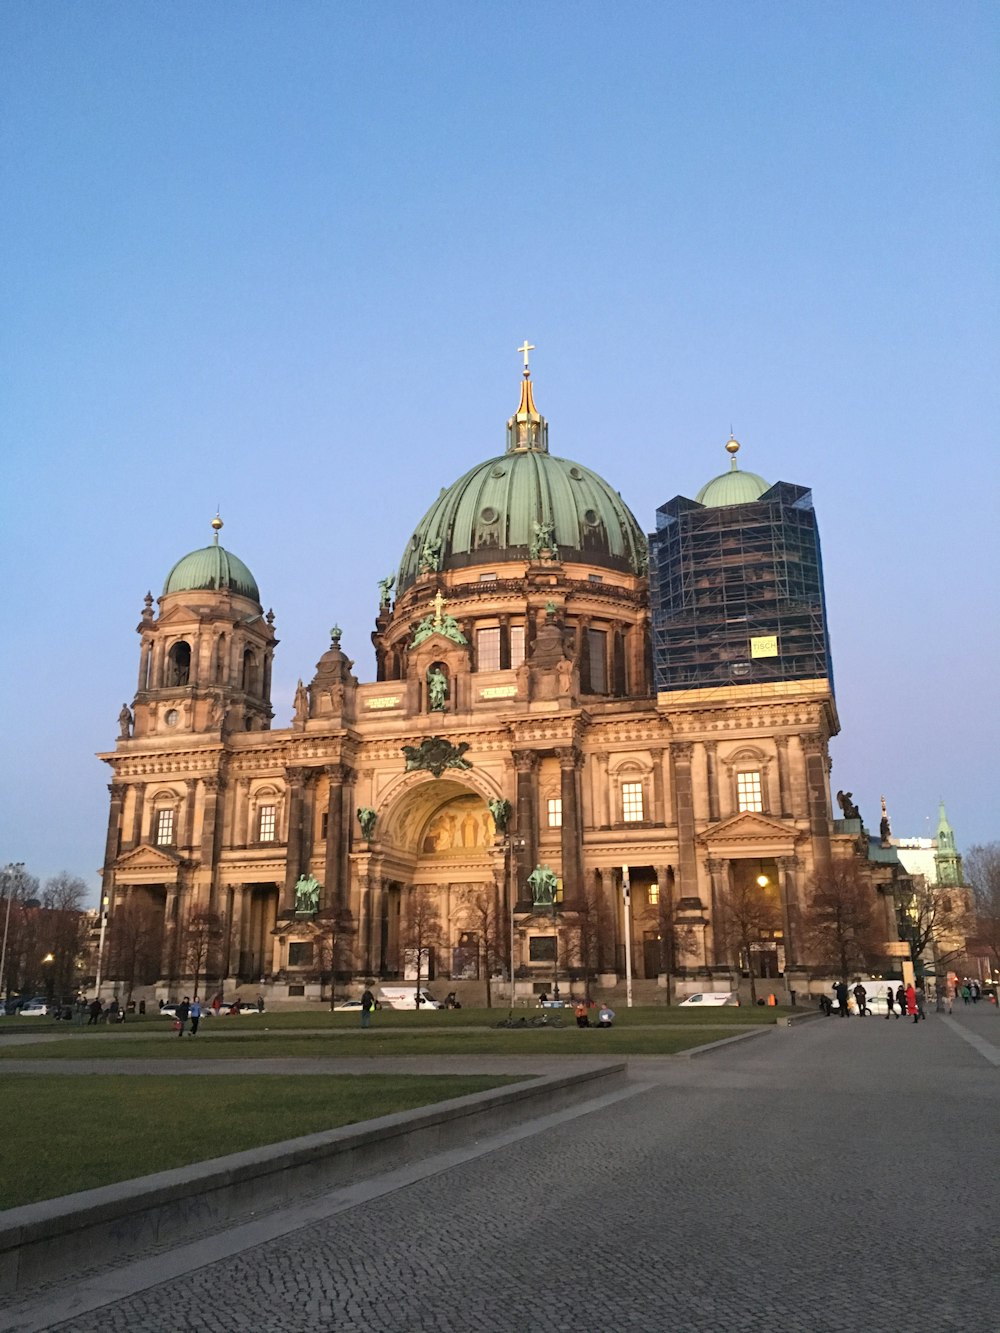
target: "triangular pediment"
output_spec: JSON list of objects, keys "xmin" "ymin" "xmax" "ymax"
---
[
  {"xmin": 115, "ymin": 844, "xmax": 182, "ymax": 874},
  {"xmin": 155, "ymin": 601, "xmax": 226, "ymax": 627},
  {"xmin": 699, "ymin": 811, "xmax": 800, "ymax": 849}
]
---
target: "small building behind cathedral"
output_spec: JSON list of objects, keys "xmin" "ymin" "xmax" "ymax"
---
[{"xmin": 98, "ymin": 361, "xmax": 930, "ymax": 1004}]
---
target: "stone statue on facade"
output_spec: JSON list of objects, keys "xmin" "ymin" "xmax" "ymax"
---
[
  {"xmin": 357, "ymin": 806, "xmax": 377, "ymax": 840},
  {"xmin": 427, "ymin": 665, "xmax": 449, "ymax": 712},
  {"xmin": 293, "ymin": 679, "xmax": 309, "ymax": 724},
  {"xmin": 488, "ymin": 797, "xmax": 512, "ymax": 834},
  {"xmin": 836, "ymin": 789, "xmax": 861, "ymax": 821},
  {"xmin": 293, "ymin": 874, "xmax": 321, "ymax": 914},
  {"xmin": 118, "ymin": 703, "xmax": 133, "ymax": 739},
  {"xmin": 377, "ymin": 574, "xmax": 395, "ymax": 610},
  {"xmin": 527, "ymin": 864, "xmax": 558, "ymax": 907}
]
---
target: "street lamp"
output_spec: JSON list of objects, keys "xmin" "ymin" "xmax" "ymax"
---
[{"xmin": 95, "ymin": 894, "xmax": 110, "ymax": 998}]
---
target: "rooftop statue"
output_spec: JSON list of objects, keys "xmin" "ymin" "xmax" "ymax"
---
[
  {"xmin": 377, "ymin": 574, "xmax": 395, "ymax": 610},
  {"xmin": 411, "ymin": 590, "xmax": 468, "ymax": 647},
  {"xmin": 836, "ymin": 789, "xmax": 861, "ymax": 821},
  {"xmin": 293, "ymin": 874, "xmax": 321, "ymax": 914},
  {"xmin": 527, "ymin": 864, "xmax": 558, "ymax": 908},
  {"xmin": 530, "ymin": 520, "xmax": 558, "ymax": 561},
  {"xmin": 418, "ymin": 536, "xmax": 442, "ymax": 574},
  {"xmin": 118, "ymin": 703, "xmax": 133, "ymax": 740}
]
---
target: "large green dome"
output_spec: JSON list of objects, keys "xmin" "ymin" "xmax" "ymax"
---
[
  {"xmin": 695, "ymin": 436, "xmax": 770, "ymax": 507},
  {"xmin": 163, "ymin": 520, "xmax": 260, "ymax": 603},
  {"xmin": 398, "ymin": 375, "xmax": 646, "ymax": 590}
]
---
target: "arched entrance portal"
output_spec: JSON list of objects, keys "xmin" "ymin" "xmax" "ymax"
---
[{"xmin": 360, "ymin": 778, "xmax": 500, "ymax": 993}]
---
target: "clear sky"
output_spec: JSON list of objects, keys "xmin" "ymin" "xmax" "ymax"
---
[{"xmin": 2, "ymin": 1, "xmax": 997, "ymax": 901}]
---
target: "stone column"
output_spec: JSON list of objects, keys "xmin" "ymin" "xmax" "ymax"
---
[
  {"xmin": 704, "ymin": 741, "xmax": 720, "ymax": 822},
  {"xmin": 283, "ymin": 767, "xmax": 308, "ymax": 907},
  {"xmin": 776, "ymin": 856, "xmax": 798, "ymax": 968},
  {"xmin": 671, "ymin": 742, "xmax": 698, "ymax": 900},
  {"xmin": 706, "ymin": 857, "xmax": 730, "ymax": 965},
  {"xmin": 651, "ymin": 747, "xmax": 666, "ymax": 825},
  {"xmin": 323, "ymin": 763, "xmax": 351, "ymax": 915},
  {"xmin": 101, "ymin": 783, "xmax": 126, "ymax": 899},
  {"xmin": 137, "ymin": 638, "xmax": 152, "ymax": 693},
  {"xmin": 513, "ymin": 751, "xmax": 538, "ymax": 900},
  {"xmin": 233, "ymin": 777, "xmax": 250, "ymax": 847},
  {"xmin": 199, "ymin": 776, "xmax": 224, "ymax": 912},
  {"xmin": 556, "ymin": 747, "xmax": 583, "ymax": 908},
  {"xmin": 654, "ymin": 864, "xmax": 674, "ymax": 976},
  {"xmin": 183, "ymin": 779, "xmax": 197, "ymax": 852},
  {"xmin": 592, "ymin": 751, "xmax": 610, "ymax": 828},
  {"xmin": 596, "ymin": 867, "xmax": 620, "ymax": 975},
  {"xmin": 774, "ymin": 737, "xmax": 792, "ymax": 817},
  {"xmin": 800, "ymin": 733, "xmax": 832, "ymax": 874},
  {"xmin": 151, "ymin": 637, "xmax": 165, "ymax": 689},
  {"xmin": 129, "ymin": 784, "xmax": 145, "ymax": 850},
  {"xmin": 226, "ymin": 885, "xmax": 245, "ymax": 979},
  {"xmin": 499, "ymin": 615, "xmax": 511, "ymax": 670}
]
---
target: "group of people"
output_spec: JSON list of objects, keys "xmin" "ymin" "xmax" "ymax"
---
[
  {"xmin": 575, "ymin": 1000, "xmax": 615, "ymax": 1028},
  {"xmin": 820, "ymin": 980, "xmax": 926, "ymax": 1022}
]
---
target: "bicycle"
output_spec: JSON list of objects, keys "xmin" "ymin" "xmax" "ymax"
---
[{"xmin": 494, "ymin": 1013, "xmax": 565, "ymax": 1029}]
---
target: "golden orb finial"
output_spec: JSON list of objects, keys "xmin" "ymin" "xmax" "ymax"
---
[
  {"xmin": 725, "ymin": 435, "xmax": 740, "ymax": 456},
  {"xmin": 211, "ymin": 512, "xmax": 224, "ymax": 544}
]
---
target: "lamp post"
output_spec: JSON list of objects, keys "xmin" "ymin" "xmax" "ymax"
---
[
  {"xmin": 94, "ymin": 894, "xmax": 110, "ymax": 998},
  {"xmin": 0, "ymin": 862, "xmax": 26, "ymax": 1004},
  {"xmin": 622, "ymin": 864, "xmax": 633, "ymax": 1008}
]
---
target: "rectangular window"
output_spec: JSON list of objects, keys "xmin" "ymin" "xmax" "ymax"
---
[
  {"xmin": 737, "ymin": 771, "xmax": 763, "ymax": 813},
  {"xmin": 154, "ymin": 808, "xmax": 174, "ymax": 846},
  {"xmin": 528, "ymin": 936, "xmax": 557, "ymax": 962},
  {"xmin": 320, "ymin": 811, "xmax": 329, "ymax": 840},
  {"xmin": 622, "ymin": 781, "xmax": 644, "ymax": 823},
  {"xmin": 648, "ymin": 883, "xmax": 659, "ymax": 906},
  {"xmin": 258, "ymin": 805, "xmax": 276, "ymax": 842},
  {"xmin": 587, "ymin": 629, "xmax": 607, "ymax": 694},
  {"xmin": 477, "ymin": 627, "xmax": 501, "ymax": 672},
  {"xmin": 588, "ymin": 574, "xmax": 604, "ymax": 584},
  {"xmin": 479, "ymin": 571, "xmax": 497, "ymax": 582},
  {"xmin": 509, "ymin": 625, "xmax": 525, "ymax": 669},
  {"xmin": 547, "ymin": 798, "xmax": 562, "ymax": 828},
  {"xmin": 288, "ymin": 942, "xmax": 313, "ymax": 967}
]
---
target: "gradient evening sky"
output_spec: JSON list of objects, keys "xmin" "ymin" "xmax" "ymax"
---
[{"xmin": 2, "ymin": 2, "xmax": 997, "ymax": 902}]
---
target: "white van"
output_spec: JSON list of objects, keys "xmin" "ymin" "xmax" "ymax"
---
[{"xmin": 377, "ymin": 987, "xmax": 443, "ymax": 1010}]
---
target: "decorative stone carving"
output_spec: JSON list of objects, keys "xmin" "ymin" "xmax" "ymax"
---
[
  {"xmin": 401, "ymin": 735, "xmax": 472, "ymax": 779},
  {"xmin": 357, "ymin": 806, "xmax": 377, "ymax": 839}
]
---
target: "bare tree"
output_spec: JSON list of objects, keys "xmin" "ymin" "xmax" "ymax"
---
[
  {"xmin": 964, "ymin": 843, "xmax": 1000, "ymax": 979},
  {"xmin": 802, "ymin": 865, "xmax": 881, "ymax": 981},
  {"xmin": 181, "ymin": 909, "xmax": 224, "ymax": 997},
  {"xmin": 458, "ymin": 887, "xmax": 505, "ymax": 1007},
  {"xmin": 895, "ymin": 877, "xmax": 970, "ymax": 976},
  {"xmin": 716, "ymin": 876, "xmax": 783, "ymax": 1005},
  {"xmin": 400, "ymin": 886, "xmax": 445, "ymax": 1004},
  {"xmin": 41, "ymin": 873, "xmax": 89, "ymax": 1000},
  {"xmin": 313, "ymin": 909, "xmax": 357, "ymax": 1009},
  {"xmin": 107, "ymin": 897, "xmax": 163, "ymax": 1004},
  {"xmin": 0, "ymin": 863, "xmax": 40, "ymax": 998},
  {"xmin": 558, "ymin": 888, "xmax": 608, "ymax": 1001}
]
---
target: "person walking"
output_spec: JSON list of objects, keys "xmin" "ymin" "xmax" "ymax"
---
[
  {"xmin": 176, "ymin": 996, "xmax": 190, "ymax": 1037},
  {"xmin": 885, "ymin": 984, "xmax": 898, "ymax": 1019},
  {"xmin": 960, "ymin": 982, "xmax": 971, "ymax": 1004},
  {"xmin": 914, "ymin": 984, "xmax": 927, "ymax": 1020},
  {"xmin": 896, "ymin": 983, "xmax": 907, "ymax": 1017},
  {"xmin": 189, "ymin": 996, "xmax": 202, "ymax": 1036},
  {"xmin": 853, "ymin": 982, "xmax": 869, "ymax": 1016},
  {"xmin": 87, "ymin": 997, "xmax": 102, "ymax": 1026},
  {"xmin": 905, "ymin": 983, "xmax": 918, "ymax": 1023},
  {"xmin": 360, "ymin": 986, "xmax": 375, "ymax": 1029},
  {"xmin": 834, "ymin": 980, "xmax": 849, "ymax": 1016}
]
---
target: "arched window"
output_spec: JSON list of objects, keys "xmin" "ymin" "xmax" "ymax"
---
[
  {"xmin": 167, "ymin": 641, "xmax": 191, "ymax": 687},
  {"xmin": 214, "ymin": 634, "xmax": 227, "ymax": 683},
  {"xmin": 242, "ymin": 648, "xmax": 256, "ymax": 694}
]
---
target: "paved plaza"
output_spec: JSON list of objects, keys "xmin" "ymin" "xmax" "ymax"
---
[{"xmin": 4, "ymin": 1006, "xmax": 998, "ymax": 1332}]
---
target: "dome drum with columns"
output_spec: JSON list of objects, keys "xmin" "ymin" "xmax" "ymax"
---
[{"xmin": 97, "ymin": 352, "xmax": 944, "ymax": 1008}]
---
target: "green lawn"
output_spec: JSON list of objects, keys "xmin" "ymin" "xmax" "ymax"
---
[
  {"xmin": 0, "ymin": 1023, "xmax": 764, "ymax": 1060},
  {"xmin": 0, "ymin": 1074, "xmax": 519, "ymax": 1210}
]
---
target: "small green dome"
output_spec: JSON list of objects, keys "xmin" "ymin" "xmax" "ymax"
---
[
  {"xmin": 163, "ymin": 523, "xmax": 260, "ymax": 603},
  {"xmin": 695, "ymin": 436, "xmax": 770, "ymax": 507},
  {"xmin": 398, "ymin": 372, "xmax": 647, "ymax": 590}
]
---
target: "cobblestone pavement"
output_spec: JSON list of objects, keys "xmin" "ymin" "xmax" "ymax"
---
[{"xmin": 15, "ymin": 1005, "xmax": 1000, "ymax": 1332}]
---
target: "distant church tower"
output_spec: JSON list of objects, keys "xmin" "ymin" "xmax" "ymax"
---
[{"xmin": 933, "ymin": 801, "xmax": 963, "ymax": 887}]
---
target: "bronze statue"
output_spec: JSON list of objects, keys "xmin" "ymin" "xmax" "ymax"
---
[
  {"xmin": 377, "ymin": 574, "xmax": 395, "ymax": 610},
  {"xmin": 527, "ymin": 864, "xmax": 558, "ymax": 907},
  {"xmin": 427, "ymin": 665, "xmax": 449, "ymax": 711},
  {"xmin": 836, "ymin": 790, "xmax": 861, "ymax": 820},
  {"xmin": 488, "ymin": 797, "xmax": 512, "ymax": 834},
  {"xmin": 402, "ymin": 736, "xmax": 472, "ymax": 779},
  {"xmin": 357, "ymin": 806, "xmax": 377, "ymax": 840},
  {"xmin": 293, "ymin": 874, "xmax": 321, "ymax": 914},
  {"xmin": 530, "ymin": 520, "xmax": 558, "ymax": 561}
]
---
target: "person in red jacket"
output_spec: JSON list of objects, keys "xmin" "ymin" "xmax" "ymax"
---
[{"xmin": 905, "ymin": 983, "xmax": 918, "ymax": 1023}]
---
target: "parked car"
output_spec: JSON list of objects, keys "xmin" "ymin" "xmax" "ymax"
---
[
  {"xmin": 19, "ymin": 998, "xmax": 50, "ymax": 1017},
  {"xmin": 332, "ymin": 999, "xmax": 364, "ymax": 1011},
  {"xmin": 678, "ymin": 991, "xmax": 739, "ymax": 1007}
]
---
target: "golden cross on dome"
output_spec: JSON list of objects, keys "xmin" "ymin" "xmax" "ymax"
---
[{"xmin": 516, "ymin": 340, "xmax": 535, "ymax": 376}]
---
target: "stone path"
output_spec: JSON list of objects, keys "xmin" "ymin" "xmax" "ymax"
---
[{"xmin": 4, "ymin": 1005, "xmax": 998, "ymax": 1332}]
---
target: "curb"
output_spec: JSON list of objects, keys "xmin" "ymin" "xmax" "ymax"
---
[
  {"xmin": 0, "ymin": 1061, "xmax": 624, "ymax": 1300},
  {"xmin": 682, "ymin": 1026, "xmax": 774, "ymax": 1057}
]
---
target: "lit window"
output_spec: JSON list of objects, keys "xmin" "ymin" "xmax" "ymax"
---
[
  {"xmin": 510, "ymin": 625, "xmax": 525, "ymax": 669},
  {"xmin": 547, "ymin": 798, "xmax": 562, "ymax": 828},
  {"xmin": 477, "ymin": 627, "xmax": 501, "ymax": 672},
  {"xmin": 587, "ymin": 629, "xmax": 607, "ymax": 693},
  {"xmin": 154, "ymin": 808, "xmax": 175, "ymax": 846},
  {"xmin": 648, "ymin": 883, "xmax": 659, "ymax": 906},
  {"xmin": 258, "ymin": 805, "xmax": 276, "ymax": 842},
  {"xmin": 737, "ymin": 771, "xmax": 763, "ymax": 812},
  {"xmin": 622, "ymin": 782, "xmax": 644, "ymax": 822}
]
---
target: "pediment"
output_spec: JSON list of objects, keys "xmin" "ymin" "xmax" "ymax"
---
[
  {"xmin": 115, "ymin": 844, "xmax": 182, "ymax": 876},
  {"xmin": 408, "ymin": 633, "xmax": 471, "ymax": 664},
  {"xmin": 698, "ymin": 811, "xmax": 800, "ymax": 849}
]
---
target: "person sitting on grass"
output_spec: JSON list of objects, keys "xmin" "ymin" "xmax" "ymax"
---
[
  {"xmin": 575, "ymin": 1001, "xmax": 591, "ymax": 1028},
  {"xmin": 597, "ymin": 1003, "xmax": 615, "ymax": 1028}
]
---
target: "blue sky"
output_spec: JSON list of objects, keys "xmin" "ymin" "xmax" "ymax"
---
[{"xmin": 2, "ymin": 1, "xmax": 997, "ymax": 899}]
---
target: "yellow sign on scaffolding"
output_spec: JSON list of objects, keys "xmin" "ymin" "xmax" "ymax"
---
[{"xmin": 750, "ymin": 635, "xmax": 778, "ymax": 659}]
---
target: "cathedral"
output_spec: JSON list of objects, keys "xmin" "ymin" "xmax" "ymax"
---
[{"xmin": 98, "ymin": 355, "xmax": 891, "ymax": 1004}]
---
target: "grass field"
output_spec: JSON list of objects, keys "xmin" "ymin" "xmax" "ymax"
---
[{"xmin": 0, "ymin": 1073, "xmax": 519, "ymax": 1210}]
